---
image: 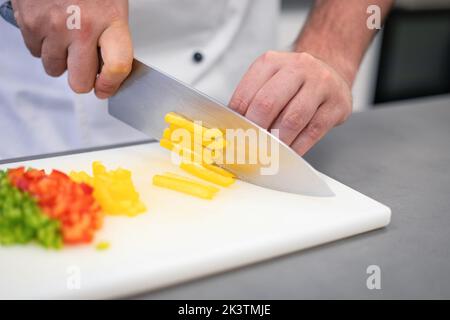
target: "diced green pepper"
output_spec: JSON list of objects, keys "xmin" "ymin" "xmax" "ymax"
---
[{"xmin": 0, "ymin": 170, "xmax": 62, "ymax": 249}]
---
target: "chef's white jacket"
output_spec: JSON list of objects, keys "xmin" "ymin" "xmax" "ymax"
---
[{"xmin": 0, "ymin": 0, "xmax": 279, "ymax": 159}]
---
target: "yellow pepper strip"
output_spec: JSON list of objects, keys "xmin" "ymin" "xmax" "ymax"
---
[
  {"xmin": 163, "ymin": 126, "xmax": 224, "ymax": 163},
  {"xmin": 203, "ymin": 128, "xmax": 227, "ymax": 150},
  {"xmin": 162, "ymin": 172, "xmax": 219, "ymax": 194},
  {"xmin": 168, "ymin": 124, "xmax": 226, "ymax": 150},
  {"xmin": 180, "ymin": 161, "xmax": 235, "ymax": 187},
  {"xmin": 202, "ymin": 163, "xmax": 235, "ymax": 178},
  {"xmin": 153, "ymin": 174, "xmax": 216, "ymax": 199},
  {"xmin": 165, "ymin": 112, "xmax": 205, "ymax": 135},
  {"xmin": 162, "ymin": 127, "xmax": 172, "ymax": 140},
  {"xmin": 165, "ymin": 112, "xmax": 223, "ymax": 141},
  {"xmin": 160, "ymin": 138, "xmax": 214, "ymax": 164},
  {"xmin": 70, "ymin": 162, "xmax": 146, "ymax": 217},
  {"xmin": 159, "ymin": 137, "xmax": 174, "ymax": 151}
]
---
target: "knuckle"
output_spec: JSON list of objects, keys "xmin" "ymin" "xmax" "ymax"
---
[
  {"xmin": 320, "ymin": 69, "xmax": 333, "ymax": 82},
  {"xmin": 258, "ymin": 50, "xmax": 277, "ymax": 65},
  {"xmin": 106, "ymin": 5, "xmax": 125, "ymax": 22},
  {"xmin": 307, "ymin": 120, "xmax": 325, "ymax": 141},
  {"xmin": 48, "ymin": 8, "xmax": 64, "ymax": 32},
  {"xmin": 281, "ymin": 110, "xmax": 306, "ymax": 130},
  {"xmin": 294, "ymin": 51, "xmax": 313, "ymax": 66},
  {"xmin": 283, "ymin": 64, "xmax": 301, "ymax": 78},
  {"xmin": 21, "ymin": 14, "xmax": 39, "ymax": 30},
  {"xmin": 253, "ymin": 96, "xmax": 275, "ymax": 115},
  {"xmin": 230, "ymin": 95, "xmax": 250, "ymax": 113},
  {"xmin": 74, "ymin": 19, "xmax": 94, "ymax": 42}
]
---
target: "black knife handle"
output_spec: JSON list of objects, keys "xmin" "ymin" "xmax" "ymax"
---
[{"xmin": 0, "ymin": 1, "xmax": 18, "ymax": 28}]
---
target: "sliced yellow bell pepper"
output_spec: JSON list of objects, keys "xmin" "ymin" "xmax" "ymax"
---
[
  {"xmin": 202, "ymin": 163, "xmax": 235, "ymax": 178},
  {"xmin": 168, "ymin": 124, "xmax": 226, "ymax": 151},
  {"xmin": 180, "ymin": 161, "xmax": 235, "ymax": 187},
  {"xmin": 153, "ymin": 174, "xmax": 217, "ymax": 199},
  {"xmin": 165, "ymin": 112, "xmax": 224, "ymax": 141},
  {"xmin": 162, "ymin": 127, "xmax": 172, "ymax": 140},
  {"xmin": 161, "ymin": 172, "xmax": 220, "ymax": 194},
  {"xmin": 160, "ymin": 138, "xmax": 214, "ymax": 164}
]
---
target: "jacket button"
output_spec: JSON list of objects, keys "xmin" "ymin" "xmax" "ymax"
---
[{"xmin": 193, "ymin": 52, "xmax": 204, "ymax": 63}]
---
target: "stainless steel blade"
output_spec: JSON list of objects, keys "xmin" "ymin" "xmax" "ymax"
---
[{"xmin": 109, "ymin": 59, "xmax": 333, "ymax": 196}]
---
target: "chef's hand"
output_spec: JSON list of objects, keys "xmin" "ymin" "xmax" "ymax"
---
[
  {"xmin": 11, "ymin": 0, "xmax": 132, "ymax": 99},
  {"xmin": 229, "ymin": 51, "xmax": 352, "ymax": 156}
]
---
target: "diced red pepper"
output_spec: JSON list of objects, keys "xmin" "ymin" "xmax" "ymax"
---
[{"xmin": 8, "ymin": 168, "xmax": 103, "ymax": 245}]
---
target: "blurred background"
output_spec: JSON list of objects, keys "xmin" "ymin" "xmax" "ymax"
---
[{"xmin": 280, "ymin": 0, "xmax": 450, "ymax": 112}]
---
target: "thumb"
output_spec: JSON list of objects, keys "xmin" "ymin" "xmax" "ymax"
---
[{"xmin": 95, "ymin": 21, "xmax": 133, "ymax": 99}]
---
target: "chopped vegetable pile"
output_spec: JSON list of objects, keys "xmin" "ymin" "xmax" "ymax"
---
[
  {"xmin": 1, "ymin": 162, "xmax": 145, "ymax": 249},
  {"xmin": 70, "ymin": 162, "xmax": 146, "ymax": 217},
  {"xmin": 0, "ymin": 168, "xmax": 101, "ymax": 248},
  {"xmin": 154, "ymin": 112, "xmax": 236, "ymax": 199}
]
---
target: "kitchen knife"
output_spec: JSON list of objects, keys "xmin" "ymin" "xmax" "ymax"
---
[
  {"xmin": 109, "ymin": 60, "xmax": 333, "ymax": 196},
  {"xmin": 0, "ymin": 2, "xmax": 333, "ymax": 196}
]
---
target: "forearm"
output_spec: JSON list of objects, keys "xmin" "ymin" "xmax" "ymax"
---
[{"xmin": 295, "ymin": 0, "xmax": 394, "ymax": 86}]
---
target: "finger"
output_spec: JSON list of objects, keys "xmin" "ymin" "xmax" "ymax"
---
[
  {"xmin": 13, "ymin": 9, "xmax": 44, "ymax": 57},
  {"xmin": 229, "ymin": 52, "xmax": 282, "ymax": 115},
  {"xmin": 95, "ymin": 21, "xmax": 133, "ymax": 99},
  {"xmin": 290, "ymin": 103, "xmax": 341, "ymax": 156},
  {"xmin": 244, "ymin": 67, "xmax": 304, "ymax": 129},
  {"xmin": 41, "ymin": 37, "xmax": 68, "ymax": 77},
  {"xmin": 67, "ymin": 40, "xmax": 99, "ymax": 94},
  {"xmin": 270, "ymin": 82, "xmax": 326, "ymax": 145}
]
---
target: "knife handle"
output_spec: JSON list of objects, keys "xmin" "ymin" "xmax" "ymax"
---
[
  {"xmin": 0, "ymin": 1, "xmax": 106, "ymax": 72},
  {"xmin": 0, "ymin": 1, "xmax": 18, "ymax": 28}
]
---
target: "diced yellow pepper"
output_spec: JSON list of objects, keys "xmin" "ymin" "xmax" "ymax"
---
[
  {"xmin": 164, "ymin": 112, "xmax": 223, "ymax": 141},
  {"xmin": 70, "ymin": 162, "xmax": 146, "ymax": 217},
  {"xmin": 70, "ymin": 171, "xmax": 95, "ymax": 186},
  {"xmin": 153, "ymin": 174, "xmax": 216, "ymax": 199},
  {"xmin": 180, "ymin": 161, "xmax": 235, "ymax": 187}
]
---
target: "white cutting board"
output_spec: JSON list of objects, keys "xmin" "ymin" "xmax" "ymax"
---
[{"xmin": 0, "ymin": 143, "xmax": 391, "ymax": 299}]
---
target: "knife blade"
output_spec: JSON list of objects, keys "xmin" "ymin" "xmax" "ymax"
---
[{"xmin": 109, "ymin": 60, "xmax": 333, "ymax": 197}]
